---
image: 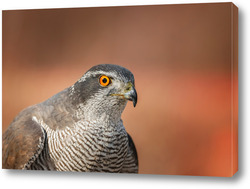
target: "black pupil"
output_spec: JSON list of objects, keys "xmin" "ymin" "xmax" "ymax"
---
[{"xmin": 102, "ymin": 78, "xmax": 108, "ymax": 84}]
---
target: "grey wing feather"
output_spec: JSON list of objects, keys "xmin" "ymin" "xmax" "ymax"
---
[{"xmin": 2, "ymin": 111, "xmax": 47, "ymax": 169}]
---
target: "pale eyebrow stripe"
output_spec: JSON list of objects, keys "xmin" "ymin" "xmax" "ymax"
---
[{"xmin": 78, "ymin": 70, "xmax": 119, "ymax": 82}]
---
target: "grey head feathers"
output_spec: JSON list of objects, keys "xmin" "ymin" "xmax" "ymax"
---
[
  {"xmin": 80, "ymin": 64, "xmax": 135, "ymax": 84},
  {"xmin": 69, "ymin": 64, "xmax": 137, "ymax": 123}
]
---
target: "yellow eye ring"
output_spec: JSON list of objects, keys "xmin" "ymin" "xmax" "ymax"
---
[{"xmin": 99, "ymin": 75, "xmax": 111, "ymax": 86}]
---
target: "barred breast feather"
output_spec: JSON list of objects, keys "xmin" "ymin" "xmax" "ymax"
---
[{"xmin": 2, "ymin": 105, "xmax": 138, "ymax": 173}]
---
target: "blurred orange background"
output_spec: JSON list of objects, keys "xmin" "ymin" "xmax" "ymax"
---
[{"xmin": 2, "ymin": 3, "xmax": 238, "ymax": 176}]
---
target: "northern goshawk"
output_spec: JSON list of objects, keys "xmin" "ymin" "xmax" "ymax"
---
[{"xmin": 2, "ymin": 64, "xmax": 138, "ymax": 173}]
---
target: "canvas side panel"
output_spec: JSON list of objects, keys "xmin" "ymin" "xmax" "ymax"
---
[{"xmin": 231, "ymin": 3, "xmax": 238, "ymax": 176}]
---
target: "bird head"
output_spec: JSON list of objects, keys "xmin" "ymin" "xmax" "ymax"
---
[{"xmin": 70, "ymin": 64, "xmax": 137, "ymax": 122}]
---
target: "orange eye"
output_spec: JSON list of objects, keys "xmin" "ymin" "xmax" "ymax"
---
[{"xmin": 99, "ymin": 75, "xmax": 111, "ymax": 86}]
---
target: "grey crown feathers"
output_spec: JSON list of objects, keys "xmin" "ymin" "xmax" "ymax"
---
[{"xmin": 2, "ymin": 64, "xmax": 138, "ymax": 173}]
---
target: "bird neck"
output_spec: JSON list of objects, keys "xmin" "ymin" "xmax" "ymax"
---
[
  {"xmin": 76, "ymin": 98, "xmax": 127, "ymax": 126},
  {"xmin": 67, "ymin": 84, "xmax": 128, "ymax": 126}
]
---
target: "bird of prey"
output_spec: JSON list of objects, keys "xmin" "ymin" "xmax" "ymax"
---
[{"xmin": 2, "ymin": 64, "xmax": 138, "ymax": 173}]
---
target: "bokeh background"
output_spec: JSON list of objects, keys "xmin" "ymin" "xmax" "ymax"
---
[{"xmin": 2, "ymin": 3, "xmax": 238, "ymax": 176}]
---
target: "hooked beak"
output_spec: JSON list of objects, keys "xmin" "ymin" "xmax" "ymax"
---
[
  {"xmin": 124, "ymin": 86, "xmax": 137, "ymax": 107},
  {"xmin": 109, "ymin": 83, "xmax": 138, "ymax": 107}
]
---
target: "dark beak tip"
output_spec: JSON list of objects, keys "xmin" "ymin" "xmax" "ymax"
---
[
  {"xmin": 132, "ymin": 95, "xmax": 137, "ymax": 107},
  {"xmin": 133, "ymin": 101, "xmax": 137, "ymax": 107},
  {"xmin": 132, "ymin": 87, "xmax": 137, "ymax": 108}
]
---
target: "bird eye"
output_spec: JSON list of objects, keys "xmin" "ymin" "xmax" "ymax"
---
[{"xmin": 99, "ymin": 75, "xmax": 111, "ymax": 86}]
